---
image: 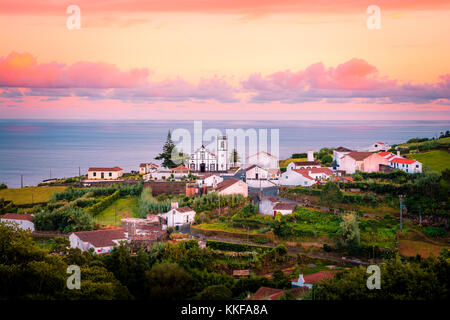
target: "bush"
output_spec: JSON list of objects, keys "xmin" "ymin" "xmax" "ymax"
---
[
  {"xmin": 206, "ymin": 240, "xmax": 273, "ymax": 253},
  {"xmin": 422, "ymin": 226, "xmax": 447, "ymax": 238},
  {"xmin": 0, "ymin": 183, "xmax": 7, "ymax": 190},
  {"xmin": 86, "ymin": 190, "xmax": 120, "ymax": 216}
]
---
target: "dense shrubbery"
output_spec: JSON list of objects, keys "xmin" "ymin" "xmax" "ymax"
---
[
  {"xmin": 181, "ymin": 192, "xmax": 246, "ymax": 213},
  {"xmin": 51, "ymin": 183, "xmax": 143, "ymax": 202},
  {"xmin": 422, "ymin": 226, "xmax": 447, "ymax": 238},
  {"xmin": 86, "ymin": 190, "xmax": 120, "ymax": 215},
  {"xmin": 33, "ymin": 206, "xmax": 95, "ymax": 233},
  {"xmin": 206, "ymin": 240, "xmax": 273, "ymax": 253},
  {"xmin": 138, "ymin": 187, "xmax": 172, "ymax": 218}
]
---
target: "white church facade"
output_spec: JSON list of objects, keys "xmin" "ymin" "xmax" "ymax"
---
[{"xmin": 189, "ymin": 136, "xmax": 229, "ymax": 172}]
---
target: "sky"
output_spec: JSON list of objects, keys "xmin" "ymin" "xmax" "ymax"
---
[{"xmin": 0, "ymin": 0, "xmax": 449, "ymax": 120}]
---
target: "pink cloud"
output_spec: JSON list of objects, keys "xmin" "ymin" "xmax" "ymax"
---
[
  {"xmin": 242, "ymin": 59, "xmax": 450, "ymax": 104},
  {"xmin": 0, "ymin": 52, "xmax": 238, "ymax": 103},
  {"xmin": 0, "ymin": 52, "xmax": 149, "ymax": 88}
]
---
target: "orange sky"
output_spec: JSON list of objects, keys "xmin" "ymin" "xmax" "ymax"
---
[{"xmin": 0, "ymin": 0, "xmax": 449, "ymax": 119}]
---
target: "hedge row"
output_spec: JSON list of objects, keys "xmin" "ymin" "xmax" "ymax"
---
[
  {"xmin": 206, "ymin": 240, "xmax": 273, "ymax": 253},
  {"xmin": 285, "ymin": 187, "xmax": 379, "ymax": 205},
  {"xmin": 86, "ymin": 190, "xmax": 120, "ymax": 215}
]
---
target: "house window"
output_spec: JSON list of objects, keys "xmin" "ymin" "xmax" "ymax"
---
[
  {"xmin": 109, "ymin": 172, "xmax": 112, "ymax": 177},
  {"xmin": 93, "ymin": 172, "xmax": 96, "ymax": 177}
]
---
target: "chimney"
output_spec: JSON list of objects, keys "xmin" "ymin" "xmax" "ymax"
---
[
  {"xmin": 307, "ymin": 150, "xmax": 314, "ymax": 162},
  {"xmin": 298, "ymin": 274, "xmax": 305, "ymax": 285},
  {"xmin": 397, "ymin": 151, "xmax": 400, "ymax": 156},
  {"xmin": 171, "ymin": 202, "xmax": 178, "ymax": 209}
]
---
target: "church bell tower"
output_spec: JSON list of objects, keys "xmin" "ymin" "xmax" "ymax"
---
[{"xmin": 217, "ymin": 136, "xmax": 228, "ymax": 171}]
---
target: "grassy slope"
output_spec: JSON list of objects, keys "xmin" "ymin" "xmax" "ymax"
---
[
  {"xmin": 408, "ymin": 150, "xmax": 450, "ymax": 173},
  {"xmin": 0, "ymin": 186, "xmax": 67, "ymax": 205},
  {"xmin": 399, "ymin": 136, "xmax": 450, "ymax": 147},
  {"xmin": 95, "ymin": 196, "xmax": 139, "ymax": 227},
  {"xmin": 279, "ymin": 157, "xmax": 307, "ymax": 169}
]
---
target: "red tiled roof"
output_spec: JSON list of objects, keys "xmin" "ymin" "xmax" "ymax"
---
[
  {"xmin": 1, "ymin": 213, "xmax": 34, "ymax": 222},
  {"xmin": 172, "ymin": 165, "xmax": 190, "ymax": 171},
  {"xmin": 73, "ymin": 229, "xmax": 126, "ymax": 248},
  {"xmin": 175, "ymin": 206, "xmax": 195, "ymax": 213},
  {"xmin": 334, "ymin": 147, "xmax": 353, "ymax": 152},
  {"xmin": 377, "ymin": 142, "xmax": 385, "ymax": 145},
  {"xmin": 292, "ymin": 161, "xmax": 321, "ymax": 166},
  {"xmin": 215, "ymin": 177, "xmax": 243, "ymax": 192},
  {"xmin": 88, "ymin": 167, "xmax": 123, "ymax": 172},
  {"xmin": 378, "ymin": 152, "xmax": 391, "ymax": 157},
  {"xmin": 390, "ymin": 158, "xmax": 417, "ymax": 164},
  {"xmin": 292, "ymin": 167, "xmax": 334, "ymax": 180},
  {"xmin": 344, "ymin": 152, "xmax": 374, "ymax": 161},
  {"xmin": 304, "ymin": 271, "xmax": 335, "ymax": 284},
  {"xmin": 343, "ymin": 176, "xmax": 354, "ymax": 182}
]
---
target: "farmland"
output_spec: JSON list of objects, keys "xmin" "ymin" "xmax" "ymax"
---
[
  {"xmin": 0, "ymin": 186, "xmax": 67, "ymax": 205},
  {"xmin": 408, "ymin": 150, "xmax": 450, "ymax": 173}
]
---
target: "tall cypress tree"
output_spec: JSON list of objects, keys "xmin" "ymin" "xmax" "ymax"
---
[{"xmin": 155, "ymin": 131, "xmax": 177, "ymax": 168}]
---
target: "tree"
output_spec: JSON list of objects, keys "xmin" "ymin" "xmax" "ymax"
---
[
  {"xmin": 195, "ymin": 285, "xmax": 233, "ymax": 300},
  {"xmin": 145, "ymin": 263, "xmax": 193, "ymax": 300},
  {"xmin": 155, "ymin": 130, "xmax": 177, "ymax": 168},
  {"xmin": 320, "ymin": 182, "xmax": 343, "ymax": 208},
  {"xmin": 230, "ymin": 149, "xmax": 240, "ymax": 167},
  {"xmin": 339, "ymin": 213, "xmax": 360, "ymax": 248},
  {"xmin": 51, "ymin": 237, "xmax": 70, "ymax": 254}
]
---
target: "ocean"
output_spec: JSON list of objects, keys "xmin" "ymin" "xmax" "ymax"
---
[{"xmin": 0, "ymin": 119, "xmax": 448, "ymax": 188}]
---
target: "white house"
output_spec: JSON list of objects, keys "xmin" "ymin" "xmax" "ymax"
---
[
  {"xmin": 390, "ymin": 158, "xmax": 422, "ymax": 173},
  {"xmin": 333, "ymin": 147, "xmax": 354, "ymax": 167},
  {"xmin": 339, "ymin": 152, "xmax": 388, "ymax": 174},
  {"xmin": 273, "ymin": 203, "xmax": 297, "ymax": 216},
  {"xmin": 214, "ymin": 177, "xmax": 248, "ymax": 197},
  {"xmin": 69, "ymin": 229, "xmax": 128, "ymax": 254},
  {"xmin": 139, "ymin": 163, "xmax": 160, "ymax": 175},
  {"xmin": 0, "ymin": 213, "xmax": 35, "ymax": 231},
  {"xmin": 246, "ymin": 151, "xmax": 279, "ymax": 170},
  {"xmin": 258, "ymin": 197, "xmax": 280, "ymax": 215},
  {"xmin": 245, "ymin": 164, "xmax": 280, "ymax": 180},
  {"xmin": 368, "ymin": 142, "xmax": 391, "ymax": 152},
  {"xmin": 198, "ymin": 173, "xmax": 224, "ymax": 187},
  {"xmin": 286, "ymin": 161, "xmax": 321, "ymax": 171},
  {"xmin": 87, "ymin": 167, "xmax": 123, "ymax": 180},
  {"xmin": 158, "ymin": 203, "xmax": 196, "ymax": 229},
  {"xmin": 280, "ymin": 168, "xmax": 334, "ymax": 187}
]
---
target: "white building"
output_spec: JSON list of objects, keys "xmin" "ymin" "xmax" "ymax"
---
[
  {"xmin": 69, "ymin": 229, "xmax": 128, "ymax": 254},
  {"xmin": 214, "ymin": 178, "xmax": 248, "ymax": 197},
  {"xmin": 286, "ymin": 161, "xmax": 321, "ymax": 171},
  {"xmin": 246, "ymin": 151, "xmax": 279, "ymax": 170},
  {"xmin": 258, "ymin": 197, "xmax": 280, "ymax": 215},
  {"xmin": 333, "ymin": 147, "xmax": 354, "ymax": 167},
  {"xmin": 280, "ymin": 168, "xmax": 334, "ymax": 187},
  {"xmin": 158, "ymin": 203, "xmax": 196, "ymax": 229},
  {"xmin": 273, "ymin": 203, "xmax": 297, "ymax": 216},
  {"xmin": 0, "ymin": 213, "xmax": 35, "ymax": 231},
  {"xmin": 390, "ymin": 158, "xmax": 422, "ymax": 173},
  {"xmin": 368, "ymin": 142, "xmax": 391, "ymax": 152},
  {"xmin": 198, "ymin": 173, "xmax": 224, "ymax": 187},
  {"xmin": 189, "ymin": 136, "xmax": 229, "ymax": 172},
  {"xmin": 87, "ymin": 167, "xmax": 123, "ymax": 180},
  {"xmin": 139, "ymin": 163, "xmax": 160, "ymax": 175}
]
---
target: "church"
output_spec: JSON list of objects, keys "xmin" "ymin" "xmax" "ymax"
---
[{"xmin": 188, "ymin": 136, "xmax": 229, "ymax": 172}]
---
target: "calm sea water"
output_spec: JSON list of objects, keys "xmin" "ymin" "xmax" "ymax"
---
[{"xmin": 0, "ymin": 119, "xmax": 448, "ymax": 188}]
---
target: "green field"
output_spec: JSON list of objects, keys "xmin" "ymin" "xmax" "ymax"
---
[
  {"xmin": 408, "ymin": 150, "xmax": 450, "ymax": 173},
  {"xmin": 279, "ymin": 157, "xmax": 307, "ymax": 169},
  {"xmin": 95, "ymin": 196, "xmax": 139, "ymax": 226},
  {"xmin": 400, "ymin": 137, "xmax": 450, "ymax": 147},
  {"xmin": 0, "ymin": 186, "xmax": 68, "ymax": 205}
]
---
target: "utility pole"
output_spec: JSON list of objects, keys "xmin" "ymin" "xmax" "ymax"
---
[
  {"xmin": 21, "ymin": 174, "xmax": 23, "ymax": 188},
  {"xmin": 399, "ymin": 195, "xmax": 405, "ymax": 232},
  {"xmin": 78, "ymin": 166, "xmax": 81, "ymax": 183}
]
